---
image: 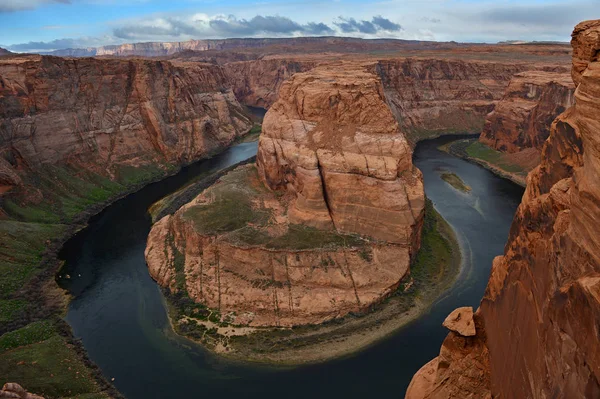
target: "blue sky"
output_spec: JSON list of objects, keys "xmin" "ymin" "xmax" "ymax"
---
[{"xmin": 1, "ymin": 0, "xmax": 598, "ymax": 52}]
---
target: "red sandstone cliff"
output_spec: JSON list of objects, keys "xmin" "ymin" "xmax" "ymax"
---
[
  {"xmin": 222, "ymin": 59, "xmax": 316, "ymax": 108},
  {"xmin": 375, "ymin": 59, "xmax": 538, "ymax": 139},
  {"xmin": 0, "ymin": 55, "xmax": 252, "ymax": 209},
  {"xmin": 257, "ymin": 62, "xmax": 424, "ymax": 246},
  {"xmin": 479, "ymin": 71, "xmax": 575, "ymax": 153},
  {"xmin": 406, "ymin": 19, "xmax": 600, "ymax": 399}
]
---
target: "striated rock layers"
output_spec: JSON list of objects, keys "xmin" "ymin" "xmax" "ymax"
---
[
  {"xmin": 145, "ymin": 63, "xmax": 424, "ymax": 327},
  {"xmin": 406, "ymin": 19, "xmax": 600, "ymax": 399},
  {"xmin": 257, "ymin": 63, "xmax": 424, "ymax": 246},
  {"xmin": 479, "ymin": 71, "xmax": 575, "ymax": 153},
  {"xmin": 375, "ymin": 59, "xmax": 541, "ymax": 139},
  {"xmin": 223, "ymin": 59, "xmax": 316, "ymax": 108},
  {"xmin": 0, "ymin": 55, "xmax": 252, "ymax": 204}
]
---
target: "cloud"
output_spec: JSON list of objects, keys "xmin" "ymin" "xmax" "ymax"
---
[
  {"xmin": 7, "ymin": 36, "xmax": 108, "ymax": 51},
  {"xmin": 209, "ymin": 15, "xmax": 334, "ymax": 36},
  {"xmin": 372, "ymin": 15, "xmax": 402, "ymax": 31},
  {"xmin": 114, "ymin": 17, "xmax": 202, "ymax": 39},
  {"xmin": 334, "ymin": 16, "xmax": 401, "ymax": 34},
  {"xmin": 0, "ymin": 0, "xmax": 69, "ymax": 13}
]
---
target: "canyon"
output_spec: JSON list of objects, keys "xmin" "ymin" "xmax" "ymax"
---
[
  {"xmin": 0, "ymin": 26, "xmax": 591, "ymax": 398},
  {"xmin": 406, "ymin": 19, "xmax": 600, "ymax": 399},
  {"xmin": 0, "ymin": 55, "xmax": 252, "ymax": 217},
  {"xmin": 145, "ymin": 62, "xmax": 425, "ymax": 328}
]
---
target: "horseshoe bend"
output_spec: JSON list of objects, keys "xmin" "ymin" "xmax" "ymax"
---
[{"xmin": 0, "ymin": 9, "xmax": 599, "ymax": 399}]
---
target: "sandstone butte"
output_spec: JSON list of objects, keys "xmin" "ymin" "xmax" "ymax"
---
[
  {"xmin": 145, "ymin": 62, "xmax": 425, "ymax": 327},
  {"xmin": 406, "ymin": 19, "xmax": 600, "ymax": 399},
  {"xmin": 479, "ymin": 70, "xmax": 575, "ymax": 154}
]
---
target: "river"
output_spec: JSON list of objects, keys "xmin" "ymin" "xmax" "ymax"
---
[{"xmin": 58, "ymin": 135, "xmax": 524, "ymax": 398}]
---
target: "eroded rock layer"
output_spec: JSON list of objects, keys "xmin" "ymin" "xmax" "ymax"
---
[
  {"xmin": 257, "ymin": 63, "xmax": 425, "ymax": 246},
  {"xmin": 146, "ymin": 63, "xmax": 424, "ymax": 327},
  {"xmin": 406, "ymin": 19, "xmax": 600, "ymax": 399},
  {"xmin": 375, "ymin": 59, "xmax": 542, "ymax": 139},
  {"xmin": 0, "ymin": 55, "xmax": 252, "ymax": 205},
  {"xmin": 479, "ymin": 71, "xmax": 575, "ymax": 153}
]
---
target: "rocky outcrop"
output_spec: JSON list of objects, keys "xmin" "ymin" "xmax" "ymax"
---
[
  {"xmin": 223, "ymin": 59, "xmax": 316, "ymax": 108},
  {"xmin": 0, "ymin": 383, "xmax": 44, "ymax": 399},
  {"xmin": 257, "ymin": 62, "xmax": 424, "ymax": 246},
  {"xmin": 479, "ymin": 71, "xmax": 575, "ymax": 153},
  {"xmin": 0, "ymin": 55, "xmax": 251, "ymax": 206},
  {"xmin": 406, "ymin": 19, "xmax": 600, "ymax": 399},
  {"xmin": 146, "ymin": 62, "xmax": 424, "ymax": 328},
  {"xmin": 375, "ymin": 59, "xmax": 540, "ymax": 139},
  {"xmin": 442, "ymin": 306, "xmax": 476, "ymax": 337},
  {"xmin": 145, "ymin": 168, "xmax": 411, "ymax": 327}
]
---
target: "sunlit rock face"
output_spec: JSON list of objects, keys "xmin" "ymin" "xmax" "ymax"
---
[
  {"xmin": 406, "ymin": 19, "xmax": 600, "ymax": 399},
  {"xmin": 257, "ymin": 62, "xmax": 424, "ymax": 247}
]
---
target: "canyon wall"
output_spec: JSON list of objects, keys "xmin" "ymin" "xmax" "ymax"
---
[
  {"xmin": 479, "ymin": 71, "xmax": 575, "ymax": 153},
  {"xmin": 406, "ymin": 19, "xmax": 600, "ymax": 399},
  {"xmin": 375, "ymin": 59, "xmax": 537, "ymax": 140},
  {"xmin": 0, "ymin": 55, "xmax": 251, "ymax": 211},
  {"xmin": 222, "ymin": 59, "xmax": 316, "ymax": 108}
]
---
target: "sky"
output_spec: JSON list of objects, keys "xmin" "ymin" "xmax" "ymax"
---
[{"xmin": 0, "ymin": 0, "xmax": 598, "ymax": 52}]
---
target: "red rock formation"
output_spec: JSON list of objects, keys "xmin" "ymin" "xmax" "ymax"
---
[
  {"xmin": 375, "ymin": 59, "xmax": 538, "ymax": 139},
  {"xmin": 145, "ymin": 62, "xmax": 424, "ymax": 327},
  {"xmin": 223, "ymin": 59, "xmax": 316, "ymax": 108},
  {"xmin": 479, "ymin": 71, "xmax": 575, "ymax": 153},
  {"xmin": 257, "ymin": 62, "xmax": 424, "ymax": 246},
  {"xmin": 406, "ymin": 19, "xmax": 600, "ymax": 399},
  {"xmin": 0, "ymin": 383, "xmax": 44, "ymax": 399},
  {"xmin": 145, "ymin": 168, "xmax": 411, "ymax": 327},
  {"xmin": 0, "ymin": 55, "xmax": 251, "ymax": 205}
]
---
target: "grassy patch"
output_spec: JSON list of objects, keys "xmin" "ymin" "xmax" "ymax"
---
[
  {"xmin": 0, "ymin": 329, "xmax": 105, "ymax": 399},
  {"xmin": 0, "ymin": 299, "xmax": 28, "ymax": 323},
  {"xmin": 0, "ymin": 320, "xmax": 56, "ymax": 352},
  {"xmin": 441, "ymin": 172, "xmax": 471, "ymax": 193},
  {"xmin": 0, "ymin": 221, "xmax": 67, "ymax": 300},
  {"xmin": 408, "ymin": 198, "xmax": 457, "ymax": 291},
  {"xmin": 229, "ymin": 224, "xmax": 364, "ymax": 250},
  {"xmin": 182, "ymin": 166, "xmax": 271, "ymax": 234},
  {"xmin": 464, "ymin": 141, "xmax": 525, "ymax": 174}
]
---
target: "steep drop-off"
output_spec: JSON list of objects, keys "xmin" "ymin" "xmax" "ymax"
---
[
  {"xmin": 223, "ymin": 59, "xmax": 316, "ymax": 108},
  {"xmin": 0, "ymin": 55, "xmax": 252, "ymax": 213},
  {"xmin": 479, "ymin": 71, "xmax": 575, "ymax": 153},
  {"xmin": 145, "ymin": 62, "xmax": 424, "ymax": 329},
  {"xmin": 376, "ymin": 59, "xmax": 539, "ymax": 140},
  {"xmin": 406, "ymin": 19, "xmax": 600, "ymax": 399}
]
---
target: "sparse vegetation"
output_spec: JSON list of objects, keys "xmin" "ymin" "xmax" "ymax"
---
[
  {"xmin": 441, "ymin": 171, "xmax": 472, "ymax": 192},
  {"xmin": 174, "ymin": 197, "xmax": 460, "ymax": 363}
]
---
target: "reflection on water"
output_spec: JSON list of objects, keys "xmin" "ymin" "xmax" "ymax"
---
[{"xmin": 59, "ymin": 136, "xmax": 523, "ymax": 398}]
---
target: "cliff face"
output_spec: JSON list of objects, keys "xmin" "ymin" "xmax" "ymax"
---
[
  {"xmin": 223, "ymin": 59, "xmax": 316, "ymax": 108},
  {"xmin": 257, "ymin": 62, "xmax": 424, "ymax": 246},
  {"xmin": 145, "ymin": 166, "xmax": 412, "ymax": 327},
  {"xmin": 479, "ymin": 71, "xmax": 575, "ymax": 153},
  {"xmin": 375, "ymin": 59, "xmax": 536, "ymax": 139},
  {"xmin": 145, "ymin": 62, "xmax": 424, "ymax": 328},
  {"xmin": 0, "ymin": 55, "xmax": 251, "ymax": 207},
  {"xmin": 406, "ymin": 19, "xmax": 600, "ymax": 399}
]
